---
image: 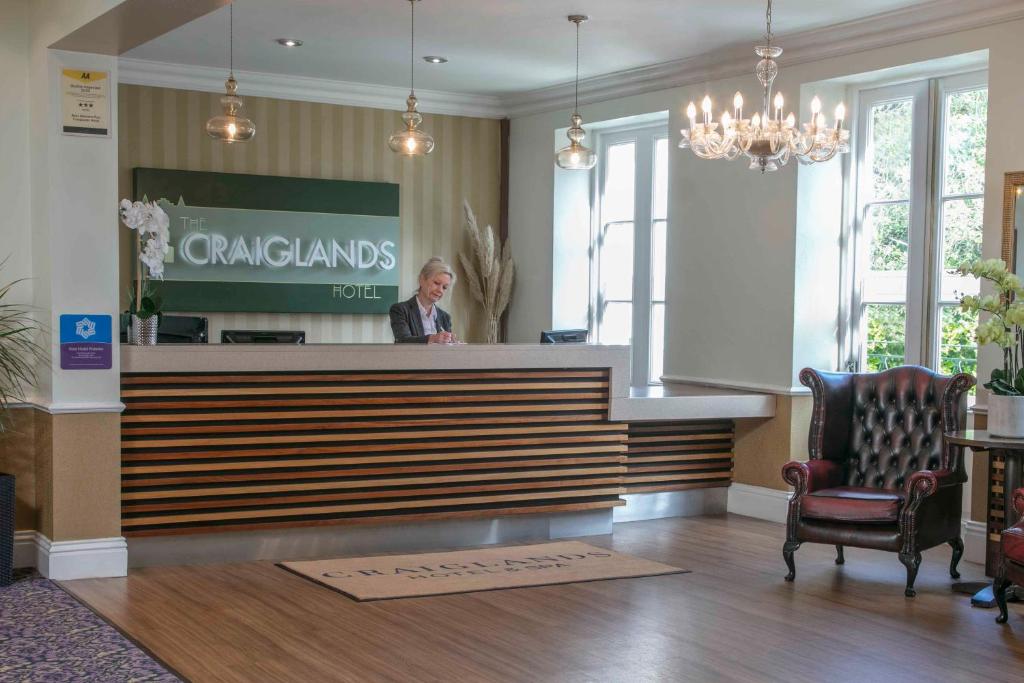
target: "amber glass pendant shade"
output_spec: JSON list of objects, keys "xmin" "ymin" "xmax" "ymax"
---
[
  {"xmin": 205, "ymin": 3, "xmax": 255, "ymax": 143},
  {"xmin": 556, "ymin": 113, "xmax": 597, "ymax": 170},
  {"xmin": 390, "ymin": 0, "xmax": 434, "ymax": 156},
  {"xmin": 388, "ymin": 95, "xmax": 434, "ymax": 156},
  {"xmin": 554, "ymin": 15, "xmax": 595, "ymax": 171},
  {"xmin": 206, "ymin": 76, "xmax": 256, "ymax": 143}
]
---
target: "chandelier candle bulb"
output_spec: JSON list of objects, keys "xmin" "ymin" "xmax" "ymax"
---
[
  {"xmin": 687, "ymin": 102, "xmax": 697, "ymax": 125},
  {"xmin": 733, "ymin": 91, "xmax": 744, "ymax": 119},
  {"xmin": 835, "ymin": 103, "xmax": 846, "ymax": 128},
  {"xmin": 810, "ymin": 96, "xmax": 821, "ymax": 115},
  {"xmin": 774, "ymin": 92, "xmax": 784, "ymax": 119}
]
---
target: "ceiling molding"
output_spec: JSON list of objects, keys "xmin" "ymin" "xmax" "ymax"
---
[
  {"xmin": 119, "ymin": 0, "xmax": 1024, "ymax": 121},
  {"xmin": 117, "ymin": 58, "xmax": 507, "ymax": 119},
  {"xmin": 502, "ymin": 0, "xmax": 1024, "ymax": 117}
]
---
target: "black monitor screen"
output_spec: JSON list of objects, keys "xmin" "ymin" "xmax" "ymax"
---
[
  {"xmin": 221, "ymin": 330, "xmax": 305, "ymax": 344},
  {"xmin": 540, "ymin": 329, "xmax": 588, "ymax": 344}
]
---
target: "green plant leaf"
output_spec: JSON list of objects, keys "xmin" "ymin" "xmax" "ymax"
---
[{"xmin": 985, "ymin": 377, "xmax": 1019, "ymax": 395}]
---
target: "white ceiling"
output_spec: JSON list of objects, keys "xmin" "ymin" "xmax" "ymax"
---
[{"xmin": 125, "ymin": 0, "xmax": 935, "ymax": 97}]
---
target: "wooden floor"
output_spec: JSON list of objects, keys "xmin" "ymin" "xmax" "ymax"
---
[{"xmin": 64, "ymin": 515, "xmax": 1024, "ymax": 682}]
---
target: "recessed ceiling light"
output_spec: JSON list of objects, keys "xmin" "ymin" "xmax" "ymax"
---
[
  {"xmin": 422, "ymin": 56, "xmax": 448, "ymax": 64},
  {"xmin": 275, "ymin": 38, "xmax": 303, "ymax": 47}
]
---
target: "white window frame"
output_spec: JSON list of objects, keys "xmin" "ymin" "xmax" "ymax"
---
[
  {"xmin": 591, "ymin": 122, "xmax": 669, "ymax": 386},
  {"xmin": 930, "ymin": 72, "xmax": 989, "ymax": 370},
  {"xmin": 846, "ymin": 70, "xmax": 987, "ymax": 373}
]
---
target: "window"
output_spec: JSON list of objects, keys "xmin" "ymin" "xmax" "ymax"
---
[
  {"xmin": 592, "ymin": 124, "xmax": 669, "ymax": 385},
  {"xmin": 850, "ymin": 73, "xmax": 987, "ymax": 381}
]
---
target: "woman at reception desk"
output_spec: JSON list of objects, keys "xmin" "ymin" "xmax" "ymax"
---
[{"xmin": 389, "ymin": 257, "xmax": 458, "ymax": 344}]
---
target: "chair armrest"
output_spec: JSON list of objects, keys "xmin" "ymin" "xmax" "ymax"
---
[
  {"xmin": 904, "ymin": 469, "xmax": 963, "ymax": 501},
  {"xmin": 782, "ymin": 459, "xmax": 842, "ymax": 496},
  {"xmin": 1013, "ymin": 488, "xmax": 1024, "ymax": 517}
]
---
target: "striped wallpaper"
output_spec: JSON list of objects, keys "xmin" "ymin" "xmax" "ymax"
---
[{"xmin": 117, "ymin": 84, "xmax": 501, "ymax": 343}]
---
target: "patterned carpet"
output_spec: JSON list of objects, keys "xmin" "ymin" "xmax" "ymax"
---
[{"xmin": 0, "ymin": 572, "xmax": 179, "ymax": 682}]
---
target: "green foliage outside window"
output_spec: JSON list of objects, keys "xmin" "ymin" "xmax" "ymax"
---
[
  {"xmin": 865, "ymin": 304, "xmax": 906, "ymax": 371},
  {"xmin": 863, "ymin": 87, "xmax": 986, "ymax": 386}
]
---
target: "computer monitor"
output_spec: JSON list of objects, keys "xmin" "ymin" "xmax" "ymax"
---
[
  {"xmin": 158, "ymin": 315, "xmax": 208, "ymax": 344},
  {"xmin": 539, "ymin": 329, "xmax": 588, "ymax": 344},
  {"xmin": 119, "ymin": 314, "xmax": 208, "ymax": 343},
  {"xmin": 221, "ymin": 329, "xmax": 306, "ymax": 344}
]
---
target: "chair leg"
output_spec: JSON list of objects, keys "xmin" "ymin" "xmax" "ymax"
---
[
  {"xmin": 899, "ymin": 551, "xmax": 922, "ymax": 597},
  {"xmin": 995, "ymin": 574, "xmax": 1012, "ymax": 624},
  {"xmin": 783, "ymin": 540, "xmax": 801, "ymax": 582},
  {"xmin": 835, "ymin": 545, "xmax": 845, "ymax": 565},
  {"xmin": 948, "ymin": 537, "xmax": 964, "ymax": 579}
]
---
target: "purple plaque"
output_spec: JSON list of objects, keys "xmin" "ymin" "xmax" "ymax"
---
[{"xmin": 59, "ymin": 314, "xmax": 113, "ymax": 370}]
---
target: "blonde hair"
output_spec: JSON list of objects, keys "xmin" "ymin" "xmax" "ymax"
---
[{"xmin": 418, "ymin": 256, "xmax": 457, "ymax": 287}]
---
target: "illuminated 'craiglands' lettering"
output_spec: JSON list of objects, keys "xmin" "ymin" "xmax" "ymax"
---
[{"xmin": 179, "ymin": 232, "xmax": 397, "ymax": 271}]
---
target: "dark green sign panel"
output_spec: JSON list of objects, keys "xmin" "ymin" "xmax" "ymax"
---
[{"xmin": 133, "ymin": 168, "xmax": 401, "ymax": 314}]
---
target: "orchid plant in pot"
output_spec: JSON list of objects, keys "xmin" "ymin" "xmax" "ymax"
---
[
  {"xmin": 958, "ymin": 258, "xmax": 1024, "ymax": 437},
  {"xmin": 119, "ymin": 199, "xmax": 169, "ymax": 345}
]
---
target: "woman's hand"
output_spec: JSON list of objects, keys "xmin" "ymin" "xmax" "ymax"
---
[{"xmin": 427, "ymin": 331, "xmax": 456, "ymax": 344}]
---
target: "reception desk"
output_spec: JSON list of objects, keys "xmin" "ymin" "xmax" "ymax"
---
[{"xmin": 119, "ymin": 344, "xmax": 771, "ymax": 549}]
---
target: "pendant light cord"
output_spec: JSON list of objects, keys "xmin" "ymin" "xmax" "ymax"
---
[
  {"xmin": 409, "ymin": 0, "xmax": 415, "ymax": 95},
  {"xmin": 764, "ymin": 0, "xmax": 773, "ymax": 51},
  {"xmin": 229, "ymin": 2, "xmax": 234, "ymax": 77},
  {"xmin": 574, "ymin": 19, "xmax": 580, "ymax": 114}
]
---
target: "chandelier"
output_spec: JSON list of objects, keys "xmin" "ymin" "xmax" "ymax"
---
[{"xmin": 679, "ymin": 0, "xmax": 848, "ymax": 172}]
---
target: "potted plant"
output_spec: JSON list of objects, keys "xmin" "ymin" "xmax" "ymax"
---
[
  {"xmin": 119, "ymin": 199, "xmax": 170, "ymax": 345},
  {"xmin": 958, "ymin": 257, "xmax": 1024, "ymax": 437}
]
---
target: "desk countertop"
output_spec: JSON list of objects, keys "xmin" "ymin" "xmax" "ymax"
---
[{"xmin": 120, "ymin": 343, "xmax": 775, "ymax": 421}]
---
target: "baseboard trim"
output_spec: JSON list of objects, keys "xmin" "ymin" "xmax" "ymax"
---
[
  {"xmin": 963, "ymin": 519, "xmax": 986, "ymax": 566},
  {"xmin": 28, "ymin": 534, "xmax": 128, "ymax": 580},
  {"xmin": 727, "ymin": 483, "xmax": 793, "ymax": 524}
]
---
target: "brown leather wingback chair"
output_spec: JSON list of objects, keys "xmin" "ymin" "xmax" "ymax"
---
[
  {"xmin": 995, "ymin": 487, "xmax": 1024, "ymax": 623},
  {"xmin": 782, "ymin": 365, "xmax": 975, "ymax": 597}
]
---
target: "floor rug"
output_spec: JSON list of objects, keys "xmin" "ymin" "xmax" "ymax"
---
[
  {"xmin": 0, "ymin": 573, "xmax": 179, "ymax": 682},
  {"xmin": 279, "ymin": 541, "xmax": 687, "ymax": 601}
]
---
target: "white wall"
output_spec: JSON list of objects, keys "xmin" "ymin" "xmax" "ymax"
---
[
  {"xmin": 508, "ymin": 18, "xmax": 1024, "ymax": 395},
  {"xmin": 0, "ymin": 0, "xmax": 32, "ymax": 305},
  {"xmin": 508, "ymin": 90, "xmax": 675, "ymax": 342},
  {"xmin": 27, "ymin": 0, "xmax": 123, "ymax": 407}
]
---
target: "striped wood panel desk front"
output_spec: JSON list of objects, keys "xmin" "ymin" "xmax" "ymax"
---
[{"xmin": 121, "ymin": 368, "xmax": 627, "ymax": 536}]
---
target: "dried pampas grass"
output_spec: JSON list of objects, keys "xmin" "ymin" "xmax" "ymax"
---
[{"xmin": 458, "ymin": 200, "xmax": 515, "ymax": 343}]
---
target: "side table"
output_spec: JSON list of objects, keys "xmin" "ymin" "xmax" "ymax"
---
[{"xmin": 944, "ymin": 430, "xmax": 1024, "ymax": 607}]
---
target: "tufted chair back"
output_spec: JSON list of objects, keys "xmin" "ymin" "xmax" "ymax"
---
[
  {"xmin": 800, "ymin": 365, "xmax": 970, "ymax": 492},
  {"xmin": 846, "ymin": 367, "xmax": 950, "ymax": 490}
]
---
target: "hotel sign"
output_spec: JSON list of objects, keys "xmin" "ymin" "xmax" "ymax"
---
[{"xmin": 133, "ymin": 168, "xmax": 400, "ymax": 314}]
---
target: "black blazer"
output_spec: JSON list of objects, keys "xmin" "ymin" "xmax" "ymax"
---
[{"xmin": 389, "ymin": 295, "xmax": 452, "ymax": 343}]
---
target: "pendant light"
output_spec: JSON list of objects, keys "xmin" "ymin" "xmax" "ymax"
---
[
  {"xmin": 555, "ymin": 15, "xmax": 596, "ymax": 171},
  {"xmin": 206, "ymin": 2, "xmax": 256, "ymax": 143},
  {"xmin": 388, "ymin": 0, "xmax": 435, "ymax": 156}
]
